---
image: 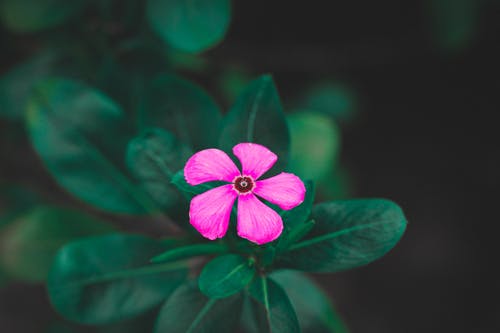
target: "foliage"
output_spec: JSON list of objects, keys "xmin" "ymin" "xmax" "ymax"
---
[{"xmin": 0, "ymin": 1, "xmax": 408, "ymax": 332}]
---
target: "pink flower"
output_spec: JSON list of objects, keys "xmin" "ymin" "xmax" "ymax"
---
[{"xmin": 184, "ymin": 143, "xmax": 306, "ymax": 245}]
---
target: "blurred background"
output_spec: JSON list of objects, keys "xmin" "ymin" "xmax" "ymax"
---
[{"xmin": 1, "ymin": 0, "xmax": 499, "ymax": 332}]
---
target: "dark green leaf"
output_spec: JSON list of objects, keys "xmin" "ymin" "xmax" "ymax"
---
[
  {"xmin": 247, "ymin": 276, "xmax": 300, "ymax": 333},
  {"xmin": 298, "ymin": 83, "xmax": 357, "ymax": 123},
  {"xmin": 146, "ymin": 0, "xmax": 231, "ymax": 53},
  {"xmin": 26, "ymin": 78, "xmax": 156, "ymax": 214},
  {"xmin": 0, "ymin": 51, "xmax": 60, "ymax": 120},
  {"xmin": 141, "ymin": 74, "xmax": 222, "ymax": 150},
  {"xmin": 281, "ymin": 180, "xmax": 315, "ymax": 228},
  {"xmin": 317, "ymin": 166, "xmax": 353, "ymax": 200},
  {"xmin": 218, "ymin": 66, "xmax": 252, "ymax": 104},
  {"xmin": 0, "ymin": 0, "xmax": 87, "ymax": 32},
  {"xmin": 167, "ymin": 49, "xmax": 208, "ymax": 72},
  {"xmin": 0, "ymin": 184, "xmax": 39, "ymax": 227},
  {"xmin": 279, "ymin": 199, "xmax": 407, "ymax": 272},
  {"xmin": 155, "ymin": 281, "xmax": 243, "ymax": 333},
  {"xmin": 151, "ymin": 242, "xmax": 228, "ymax": 263},
  {"xmin": 0, "ymin": 205, "xmax": 114, "ymax": 282},
  {"xmin": 276, "ymin": 220, "xmax": 316, "ymax": 253},
  {"xmin": 276, "ymin": 181, "xmax": 315, "ymax": 252},
  {"xmin": 271, "ymin": 270, "xmax": 349, "ymax": 333},
  {"xmin": 0, "ymin": 266, "xmax": 8, "ymax": 288},
  {"xmin": 48, "ymin": 234, "xmax": 187, "ymax": 324},
  {"xmin": 219, "ymin": 75, "xmax": 290, "ymax": 173},
  {"xmin": 288, "ymin": 111, "xmax": 340, "ymax": 182},
  {"xmin": 260, "ymin": 246, "xmax": 276, "ymax": 267},
  {"xmin": 126, "ymin": 128, "xmax": 192, "ymax": 210},
  {"xmin": 171, "ymin": 169, "xmax": 223, "ymax": 200},
  {"xmin": 199, "ymin": 254, "xmax": 255, "ymax": 299},
  {"xmin": 96, "ymin": 308, "xmax": 159, "ymax": 333}
]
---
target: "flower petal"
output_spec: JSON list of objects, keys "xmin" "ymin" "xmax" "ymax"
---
[
  {"xmin": 237, "ymin": 194, "xmax": 283, "ymax": 245},
  {"xmin": 184, "ymin": 148, "xmax": 240, "ymax": 185},
  {"xmin": 232, "ymin": 143, "xmax": 277, "ymax": 180},
  {"xmin": 189, "ymin": 185, "xmax": 237, "ymax": 240},
  {"xmin": 254, "ymin": 172, "xmax": 306, "ymax": 210}
]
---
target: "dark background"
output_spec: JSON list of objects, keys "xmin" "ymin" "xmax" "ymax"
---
[{"xmin": 1, "ymin": 1, "xmax": 499, "ymax": 332}]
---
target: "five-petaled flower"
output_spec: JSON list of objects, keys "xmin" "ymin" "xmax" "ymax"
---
[{"xmin": 184, "ymin": 143, "xmax": 306, "ymax": 245}]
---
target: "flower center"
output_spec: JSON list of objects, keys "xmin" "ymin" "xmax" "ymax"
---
[{"xmin": 233, "ymin": 176, "xmax": 254, "ymax": 194}]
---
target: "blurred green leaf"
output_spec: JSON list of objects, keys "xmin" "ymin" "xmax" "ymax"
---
[
  {"xmin": 218, "ymin": 66, "xmax": 253, "ymax": 104},
  {"xmin": 0, "ymin": 266, "xmax": 8, "ymax": 288},
  {"xmin": 288, "ymin": 111, "xmax": 340, "ymax": 182},
  {"xmin": 318, "ymin": 166, "xmax": 353, "ymax": 200},
  {"xmin": 146, "ymin": 0, "xmax": 231, "ymax": 53},
  {"xmin": 0, "ymin": 184, "xmax": 40, "ymax": 227},
  {"xmin": 171, "ymin": 169, "xmax": 223, "ymax": 200},
  {"xmin": 0, "ymin": 51, "xmax": 60, "ymax": 120},
  {"xmin": 126, "ymin": 128, "xmax": 192, "ymax": 211},
  {"xmin": 155, "ymin": 281, "xmax": 243, "ymax": 333},
  {"xmin": 141, "ymin": 74, "xmax": 223, "ymax": 150},
  {"xmin": 0, "ymin": 0, "xmax": 87, "ymax": 32},
  {"xmin": 246, "ymin": 276, "xmax": 300, "ymax": 333},
  {"xmin": 0, "ymin": 205, "xmax": 114, "ymax": 283},
  {"xmin": 298, "ymin": 83, "xmax": 357, "ymax": 123},
  {"xmin": 26, "ymin": 78, "xmax": 156, "ymax": 214},
  {"xmin": 278, "ymin": 199, "xmax": 407, "ymax": 272},
  {"xmin": 48, "ymin": 234, "xmax": 187, "ymax": 325},
  {"xmin": 199, "ymin": 254, "xmax": 255, "ymax": 299},
  {"xmin": 219, "ymin": 75, "xmax": 290, "ymax": 173},
  {"xmin": 151, "ymin": 242, "xmax": 228, "ymax": 263},
  {"xmin": 167, "ymin": 50, "xmax": 208, "ymax": 72},
  {"xmin": 271, "ymin": 270, "xmax": 349, "ymax": 333},
  {"xmin": 429, "ymin": 0, "xmax": 479, "ymax": 52}
]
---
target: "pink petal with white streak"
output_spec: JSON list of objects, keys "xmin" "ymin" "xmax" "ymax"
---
[
  {"xmin": 184, "ymin": 148, "xmax": 240, "ymax": 185},
  {"xmin": 254, "ymin": 172, "xmax": 306, "ymax": 210},
  {"xmin": 232, "ymin": 143, "xmax": 277, "ymax": 180},
  {"xmin": 237, "ymin": 194, "xmax": 283, "ymax": 245},
  {"xmin": 189, "ymin": 185, "xmax": 237, "ymax": 240}
]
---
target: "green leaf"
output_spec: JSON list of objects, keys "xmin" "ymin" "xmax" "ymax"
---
[
  {"xmin": 0, "ymin": 266, "xmax": 8, "ymax": 288},
  {"xmin": 47, "ymin": 234, "xmax": 187, "ymax": 324},
  {"xmin": 26, "ymin": 78, "xmax": 156, "ymax": 214},
  {"xmin": 199, "ymin": 254, "xmax": 255, "ymax": 299},
  {"xmin": 276, "ymin": 181, "xmax": 315, "ymax": 252},
  {"xmin": 219, "ymin": 75, "xmax": 290, "ymax": 173},
  {"xmin": 171, "ymin": 169, "xmax": 223, "ymax": 200},
  {"xmin": 276, "ymin": 220, "xmax": 316, "ymax": 253},
  {"xmin": 167, "ymin": 50, "xmax": 208, "ymax": 72},
  {"xmin": 298, "ymin": 83, "xmax": 357, "ymax": 123},
  {"xmin": 151, "ymin": 243, "xmax": 228, "ymax": 263},
  {"xmin": 0, "ymin": 184, "xmax": 39, "ymax": 227},
  {"xmin": 271, "ymin": 270, "xmax": 349, "ymax": 333},
  {"xmin": 218, "ymin": 65, "xmax": 253, "ymax": 104},
  {"xmin": 0, "ymin": 205, "xmax": 114, "ymax": 283},
  {"xmin": 0, "ymin": 51, "xmax": 60, "ymax": 120},
  {"xmin": 288, "ymin": 111, "xmax": 340, "ymax": 182},
  {"xmin": 281, "ymin": 180, "xmax": 315, "ymax": 229},
  {"xmin": 126, "ymin": 128, "xmax": 192, "ymax": 210},
  {"xmin": 317, "ymin": 166, "xmax": 353, "ymax": 200},
  {"xmin": 279, "ymin": 199, "xmax": 407, "ymax": 272},
  {"xmin": 247, "ymin": 276, "xmax": 300, "ymax": 333},
  {"xmin": 155, "ymin": 281, "xmax": 243, "ymax": 333},
  {"xmin": 0, "ymin": 0, "xmax": 86, "ymax": 33},
  {"xmin": 146, "ymin": 0, "xmax": 231, "ymax": 53},
  {"xmin": 141, "ymin": 74, "xmax": 222, "ymax": 150},
  {"xmin": 96, "ymin": 308, "xmax": 159, "ymax": 333}
]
